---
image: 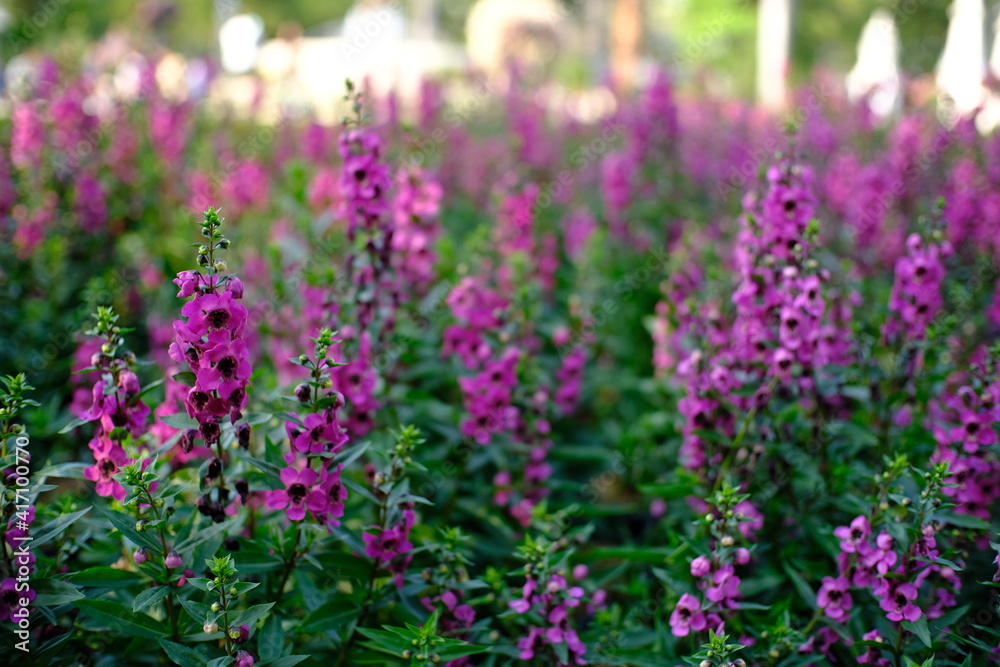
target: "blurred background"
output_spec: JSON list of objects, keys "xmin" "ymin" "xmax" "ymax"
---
[{"xmin": 1, "ymin": 0, "xmax": 999, "ymax": 124}]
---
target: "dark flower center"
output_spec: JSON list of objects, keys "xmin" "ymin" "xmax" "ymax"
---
[
  {"xmin": 206, "ymin": 308, "xmax": 230, "ymax": 328},
  {"xmin": 289, "ymin": 483, "xmax": 307, "ymax": 502},
  {"xmin": 190, "ymin": 391, "xmax": 210, "ymax": 410},
  {"xmin": 100, "ymin": 459, "xmax": 117, "ymax": 475},
  {"xmin": 217, "ymin": 356, "xmax": 238, "ymax": 379}
]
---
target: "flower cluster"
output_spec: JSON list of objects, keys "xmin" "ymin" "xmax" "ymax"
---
[
  {"xmin": 267, "ymin": 328, "xmax": 350, "ymax": 528},
  {"xmin": 884, "ymin": 228, "xmax": 951, "ymax": 343},
  {"xmin": 669, "ymin": 485, "xmax": 758, "ymax": 638},
  {"xmin": 168, "ymin": 208, "xmax": 251, "ymax": 447},
  {"xmin": 391, "ymin": 166, "xmax": 443, "ymax": 290},
  {"xmin": 825, "ymin": 462, "xmax": 961, "ymax": 639},
  {"xmin": 362, "ymin": 426, "xmax": 424, "ymax": 587},
  {"xmin": 77, "ymin": 307, "xmax": 149, "ymax": 500},
  {"xmin": 507, "ymin": 537, "xmax": 606, "ymax": 666},
  {"xmin": 339, "ymin": 86, "xmax": 392, "ymax": 238}
]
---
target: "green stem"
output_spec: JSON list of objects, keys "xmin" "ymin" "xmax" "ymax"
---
[
  {"xmin": 713, "ymin": 378, "xmax": 777, "ymax": 493},
  {"xmin": 143, "ymin": 488, "xmax": 179, "ymax": 640},
  {"xmin": 274, "ymin": 524, "xmax": 302, "ymax": 605}
]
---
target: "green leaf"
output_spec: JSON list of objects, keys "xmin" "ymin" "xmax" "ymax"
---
[
  {"xmin": 207, "ymin": 658, "xmax": 235, "ymax": 667},
  {"xmin": 839, "ymin": 385, "xmax": 872, "ymax": 402},
  {"xmin": 298, "ymin": 597, "xmax": 361, "ymax": 633},
  {"xmin": 937, "ymin": 512, "xmax": 990, "ymax": 530},
  {"xmin": 133, "ymin": 586, "xmax": 172, "ymax": 613},
  {"xmin": 257, "ymin": 615, "xmax": 283, "ymax": 660},
  {"xmin": 103, "ymin": 508, "xmax": 163, "ymax": 552},
  {"xmin": 782, "ymin": 562, "xmax": 817, "ymax": 609},
  {"xmin": 230, "ymin": 603, "xmax": 274, "ymax": 628},
  {"xmin": 31, "ymin": 507, "xmax": 91, "ymax": 548},
  {"xmin": 185, "ymin": 577, "xmax": 214, "ymax": 593},
  {"xmin": 58, "ymin": 416, "xmax": 92, "ymax": 434},
  {"xmin": 256, "ymin": 657, "xmax": 309, "ymax": 667},
  {"xmin": 636, "ymin": 482, "xmax": 697, "ymax": 499},
  {"xmin": 578, "ymin": 546, "xmax": 671, "ymax": 564},
  {"xmin": 32, "ymin": 578, "xmax": 84, "ymax": 606},
  {"xmin": 357, "ymin": 627, "xmax": 414, "ymax": 655},
  {"xmin": 75, "ymin": 599, "xmax": 167, "ymax": 638},
  {"xmin": 160, "ymin": 413, "xmax": 200, "ymax": 430},
  {"xmin": 173, "ymin": 518, "xmax": 237, "ymax": 557},
  {"xmin": 172, "ymin": 372, "xmax": 197, "ymax": 387},
  {"xmin": 243, "ymin": 456, "xmax": 283, "ymax": 481},
  {"xmin": 35, "ymin": 461, "xmax": 90, "ymax": 479},
  {"xmin": 903, "ymin": 616, "xmax": 933, "ymax": 649},
  {"xmin": 69, "ymin": 567, "xmax": 144, "ymax": 589},
  {"xmin": 157, "ymin": 638, "xmax": 209, "ymax": 667},
  {"xmin": 436, "ymin": 643, "xmax": 490, "ymax": 659},
  {"xmin": 274, "ymin": 412, "xmax": 305, "ymax": 428}
]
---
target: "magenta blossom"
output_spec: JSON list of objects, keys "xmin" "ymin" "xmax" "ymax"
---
[
  {"xmin": 669, "ymin": 593, "xmax": 707, "ymax": 637},
  {"xmin": 266, "ymin": 467, "xmax": 326, "ymax": 521},
  {"xmin": 817, "ymin": 576, "xmax": 853, "ymax": 621}
]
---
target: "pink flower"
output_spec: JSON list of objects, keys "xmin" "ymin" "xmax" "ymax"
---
[
  {"xmin": 879, "ymin": 582, "xmax": 921, "ymax": 622},
  {"xmin": 669, "ymin": 593, "xmax": 707, "ymax": 637},
  {"xmin": 690, "ymin": 556, "xmax": 712, "ymax": 578},
  {"xmin": 266, "ymin": 467, "xmax": 326, "ymax": 521},
  {"xmin": 198, "ymin": 339, "xmax": 253, "ymax": 398},
  {"xmin": 833, "ymin": 515, "xmax": 871, "ymax": 553},
  {"xmin": 817, "ymin": 576, "xmax": 853, "ymax": 621}
]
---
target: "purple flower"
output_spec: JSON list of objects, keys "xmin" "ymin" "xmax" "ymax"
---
[
  {"xmin": 669, "ymin": 593, "xmax": 707, "ymax": 637},
  {"xmin": 690, "ymin": 556, "xmax": 712, "ymax": 578},
  {"xmin": 879, "ymin": 581, "xmax": 921, "ymax": 622},
  {"xmin": 0, "ymin": 577, "xmax": 35, "ymax": 623},
  {"xmin": 833, "ymin": 515, "xmax": 871, "ymax": 553},
  {"xmin": 817, "ymin": 576, "xmax": 853, "ymax": 621},
  {"xmin": 266, "ymin": 467, "xmax": 326, "ymax": 522},
  {"xmin": 198, "ymin": 339, "xmax": 253, "ymax": 398}
]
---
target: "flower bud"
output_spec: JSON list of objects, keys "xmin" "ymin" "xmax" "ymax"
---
[
  {"xmin": 218, "ymin": 238, "xmax": 231, "ymax": 249},
  {"xmin": 295, "ymin": 383, "xmax": 312, "ymax": 403},
  {"xmin": 198, "ymin": 245, "xmax": 209, "ymax": 255},
  {"xmin": 213, "ymin": 259, "xmax": 228, "ymax": 273},
  {"xmin": 165, "ymin": 551, "xmax": 183, "ymax": 569},
  {"xmin": 207, "ymin": 457, "xmax": 223, "ymax": 481},
  {"xmin": 204, "ymin": 621, "xmax": 219, "ymax": 634},
  {"xmin": 133, "ymin": 547, "xmax": 149, "ymax": 565},
  {"xmin": 235, "ymin": 478, "xmax": 249, "ymax": 505},
  {"xmin": 198, "ymin": 254, "xmax": 210, "ymax": 266},
  {"xmin": 211, "ymin": 602, "xmax": 222, "ymax": 613},
  {"xmin": 236, "ymin": 422, "xmax": 251, "ymax": 450}
]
